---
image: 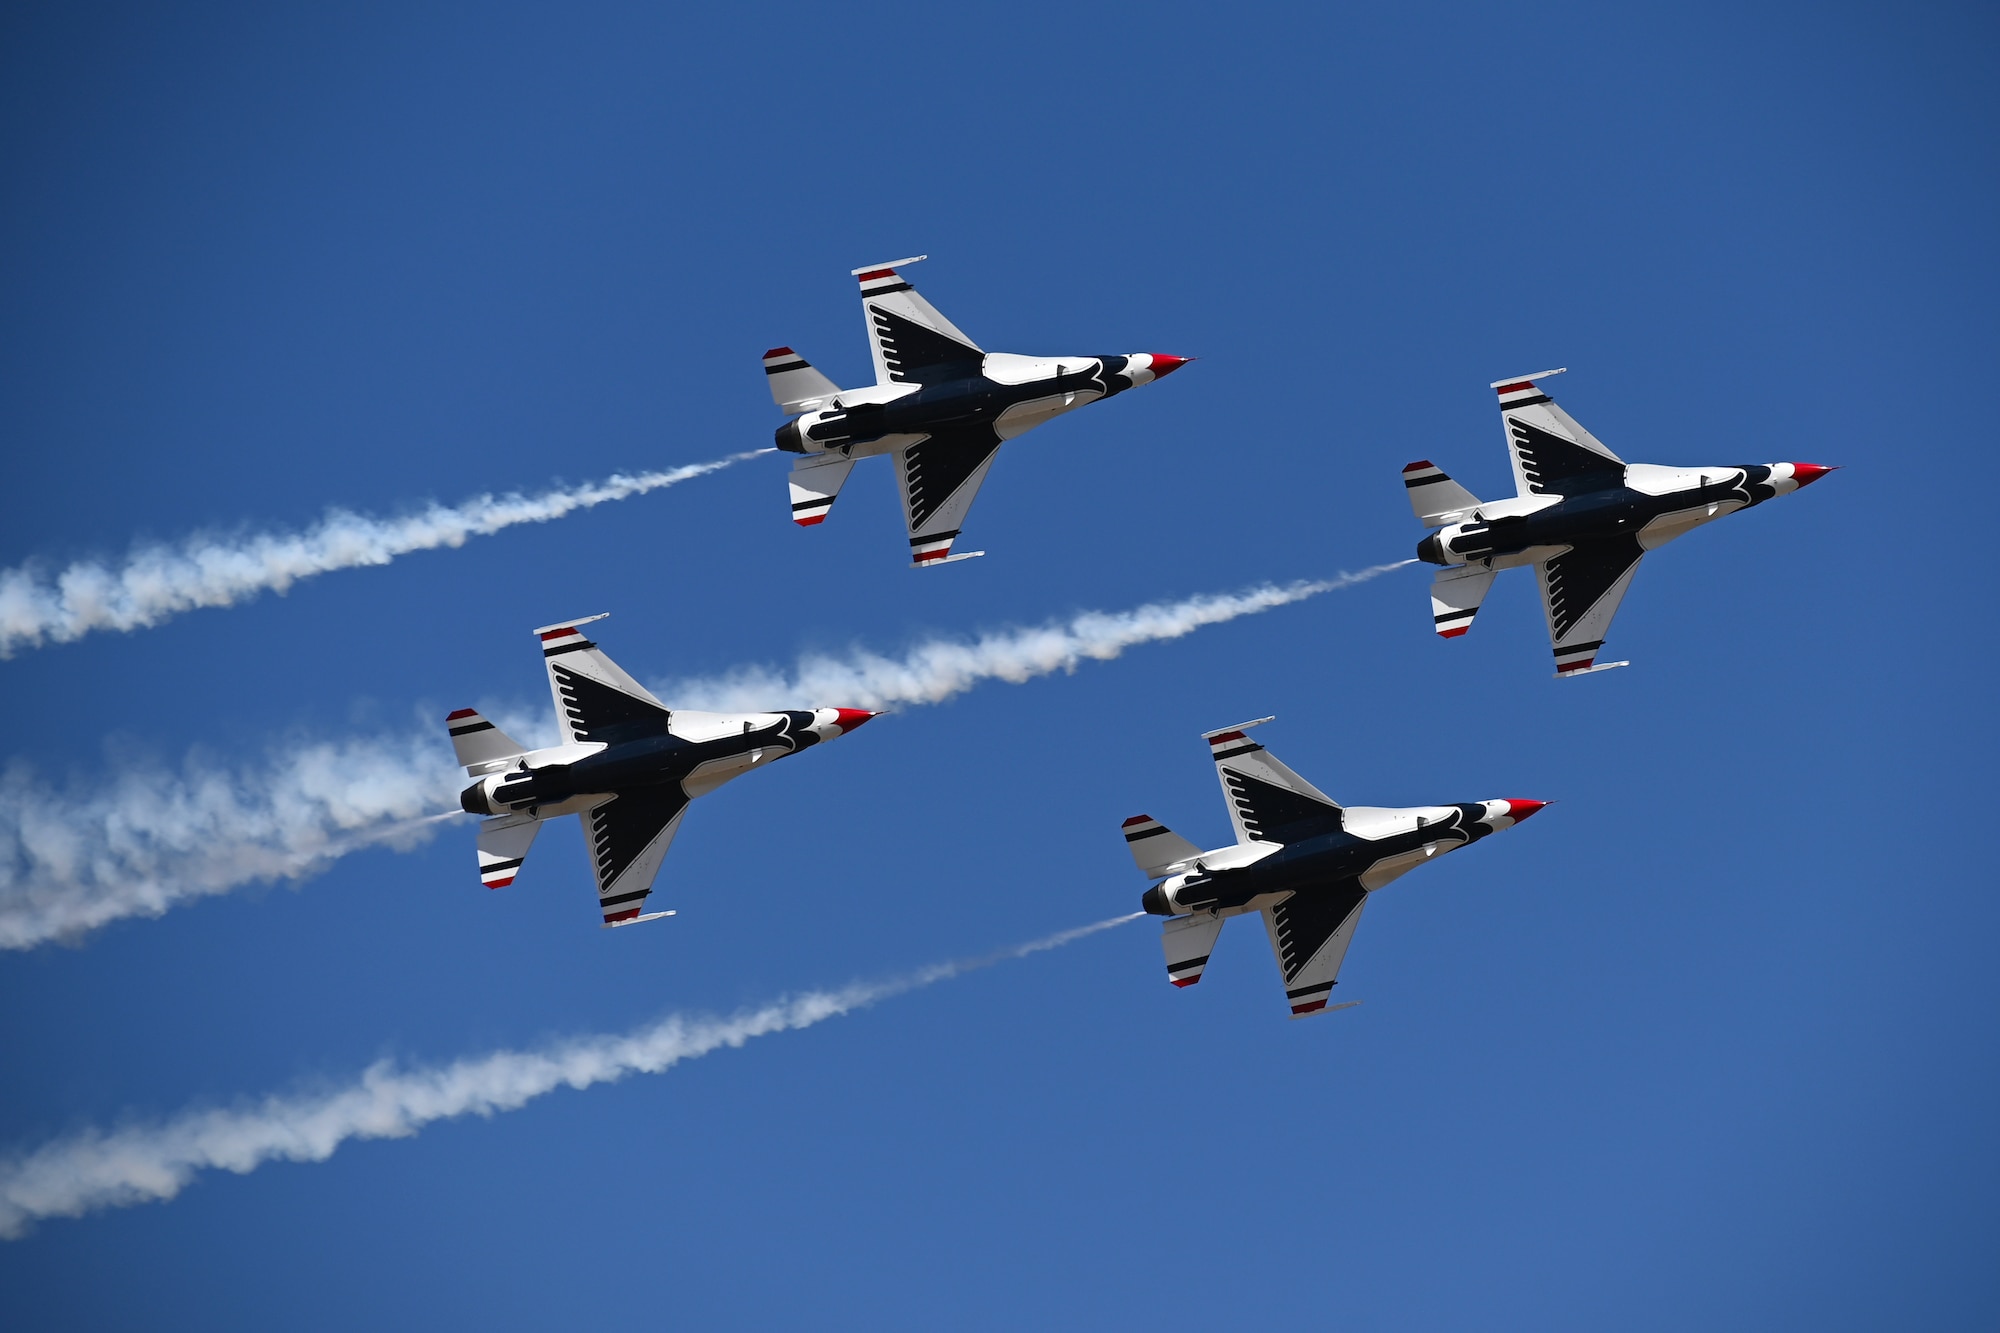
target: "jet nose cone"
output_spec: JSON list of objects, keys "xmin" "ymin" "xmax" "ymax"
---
[
  {"xmin": 831, "ymin": 708, "xmax": 878, "ymax": 734},
  {"xmin": 1144, "ymin": 354, "xmax": 1192, "ymax": 380},
  {"xmin": 1503, "ymin": 799, "xmax": 1547, "ymax": 824},
  {"xmin": 1789, "ymin": 462, "xmax": 1836, "ymax": 487}
]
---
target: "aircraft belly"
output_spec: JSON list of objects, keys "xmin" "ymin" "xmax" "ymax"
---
[
  {"xmin": 681, "ymin": 748, "xmax": 773, "ymax": 798},
  {"xmin": 1359, "ymin": 843, "xmax": 1448, "ymax": 891},
  {"xmin": 846, "ymin": 434, "xmax": 928, "ymax": 459},
  {"xmin": 1638, "ymin": 500, "xmax": 1743, "ymax": 549},
  {"xmin": 993, "ymin": 392, "xmax": 1096, "ymax": 440}
]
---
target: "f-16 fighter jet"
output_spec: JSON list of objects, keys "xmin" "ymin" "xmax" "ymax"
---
[
  {"xmin": 765, "ymin": 256, "xmax": 1190, "ymax": 566},
  {"xmin": 1409, "ymin": 368, "xmax": 1835, "ymax": 676},
  {"xmin": 448, "ymin": 615, "xmax": 876, "ymax": 927},
  {"xmin": 1127, "ymin": 719, "xmax": 1546, "ymax": 1018}
]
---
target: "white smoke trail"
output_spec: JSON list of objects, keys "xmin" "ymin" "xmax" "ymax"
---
[
  {"xmin": 0, "ymin": 564, "xmax": 1411, "ymax": 950},
  {"xmin": 0, "ymin": 735, "xmax": 464, "ymax": 950},
  {"xmin": 662, "ymin": 561, "xmax": 1416, "ymax": 712},
  {"xmin": 0, "ymin": 451, "xmax": 769, "ymax": 658},
  {"xmin": 0, "ymin": 913, "xmax": 1140, "ymax": 1238}
]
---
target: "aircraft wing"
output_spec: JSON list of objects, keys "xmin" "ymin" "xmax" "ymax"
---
[
  {"xmin": 1535, "ymin": 536, "xmax": 1644, "ymax": 675},
  {"xmin": 1205, "ymin": 721, "xmax": 1343, "ymax": 845},
  {"xmin": 854, "ymin": 257, "xmax": 984, "ymax": 386},
  {"xmin": 893, "ymin": 424, "xmax": 1003, "ymax": 565},
  {"xmin": 536, "ymin": 615, "xmax": 674, "ymax": 746},
  {"xmin": 1262, "ymin": 880, "xmax": 1369, "ymax": 1017},
  {"xmin": 585, "ymin": 787, "xmax": 691, "ymax": 925},
  {"xmin": 1493, "ymin": 370, "xmax": 1625, "ymax": 497}
]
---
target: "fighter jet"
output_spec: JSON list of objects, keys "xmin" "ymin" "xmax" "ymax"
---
[
  {"xmin": 765, "ymin": 256, "xmax": 1190, "ymax": 566},
  {"xmin": 448, "ymin": 615, "xmax": 877, "ymax": 927},
  {"xmin": 1409, "ymin": 368, "xmax": 1835, "ymax": 676},
  {"xmin": 1127, "ymin": 719, "xmax": 1546, "ymax": 1018}
]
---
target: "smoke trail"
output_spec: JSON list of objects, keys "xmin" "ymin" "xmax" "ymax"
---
[
  {"xmin": 0, "ymin": 735, "xmax": 465, "ymax": 950},
  {"xmin": 0, "ymin": 913, "xmax": 1140, "ymax": 1238},
  {"xmin": 662, "ymin": 561, "xmax": 1416, "ymax": 712},
  {"xmin": 0, "ymin": 451, "xmax": 769, "ymax": 658},
  {"xmin": 0, "ymin": 565, "xmax": 1411, "ymax": 950}
]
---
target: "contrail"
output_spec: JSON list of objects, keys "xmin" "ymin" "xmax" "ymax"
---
[
  {"xmin": 662, "ymin": 561, "xmax": 1416, "ymax": 712},
  {"xmin": 0, "ymin": 451, "xmax": 769, "ymax": 658},
  {"xmin": 0, "ymin": 564, "xmax": 1411, "ymax": 949},
  {"xmin": 0, "ymin": 735, "xmax": 464, "ymax": 950},
  {"xmin": 0, "ymin": 913, "xmax": 1141, "ymax": 1238}
]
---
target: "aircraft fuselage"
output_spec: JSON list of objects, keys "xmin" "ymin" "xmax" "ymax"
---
[
  {"xmin": 775, "ymin": 354, "xmax": 1169, "ymax": 456},
  {"xmin": 1142, "ymin": 799, "xmax": 1534, "ymax": 918},
  {"xmin": 1416, "ymin": 463, "xmax": 1797, "ymax": 569},
  {"xmin": 459, "ymin": 710, "xmax": 850, "ymax": 817}
]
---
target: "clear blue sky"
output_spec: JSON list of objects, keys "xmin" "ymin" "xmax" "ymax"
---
[{"xmin": 2, "ymin": 1, "xmax": 1995, "ymax": 1327}]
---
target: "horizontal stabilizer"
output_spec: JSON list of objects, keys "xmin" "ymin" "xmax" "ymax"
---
[
  {"xmin": 1403, "ymin": 461, "xmax": 1482, "ymax": 527},
  {"xmin": 447, "ymin": 709, "xmax": 529, "ymax": 775},
  {"xmin": 763, "ymin": 347, "xmax": 841, "ymax": 414},
  {"xmin": 789, "ymin": 453, "xmax": 855, "ymax": 527},
  {"xmin": 1122, "ymin": 815, "xmax": 1202, "ymax": 878},
  {"xmin": 1429, "ymin": 563, "xmax": 1497, "ymax": 639},
  {"xmin": 1162, "ymin": 911, "xmax": 1226, "ymax": 988},
  {"xmin": 476, "ymin": 813, "xmax": 541, "ymax": 889}
]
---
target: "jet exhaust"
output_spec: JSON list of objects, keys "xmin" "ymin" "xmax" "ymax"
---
[
  {"xmin": 0, "ymin": 913, "xmax": 1141, "ymax": 1238},
  {"xmin": 3, "ymin": 567, "xmax": 1412, "ymax": 948},
  {"xmin": 0, "ymin": 451, "xmax": 769, "ymax": 658}
]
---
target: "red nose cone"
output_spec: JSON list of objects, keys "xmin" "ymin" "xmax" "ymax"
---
[
  {"xmin": 1504, "ymin": 799, "xmax": 1547, "ymax": 823},
  {"xmin": 1146, "ymin": 354, "xmax": 1192, "ymax": 379},
  {"xmin": 1789, "ymin": 462, "xmax": 1836, "ymax": 487},
  {"xmin": 832, "ymin": 709, "xmax": 877, "ymax": 734}
]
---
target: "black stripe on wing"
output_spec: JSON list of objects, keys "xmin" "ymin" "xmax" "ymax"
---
[
  {"xmin": 1509, "ymin": 418, "xmax": 1623, "ymax": 494},
  {"xmin": 1221, "ymin": 770, "xmax": 1344, "ymax": 845},
  {"xmin": 1544, "ymin": 536, "xmax": 1643, "ymax": 640},
  {"xmin": 587, "ymin": 787, "xmax": 690, "ymax": 897},
  {"xmin": 1271, "ymin": 879, "xmax": 1368, "ymax": 983},
  {"xmin": 869, "ymin": 307, "xmax": 982, "ymax": 385},
  {"xmin": 903, "ymin": 426, "xmax": 1003, "ymax": 530},
  {"xmin": 551, "ymin": 666, "xmax": 673, "ymax": 746}
]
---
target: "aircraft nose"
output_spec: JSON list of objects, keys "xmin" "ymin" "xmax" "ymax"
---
[
  {"xmin": 1788, "ymin": 462, "xmax": 1836, "ymax": 487},
  {"xmin": 831, "ymin": 709, "xmax": 878, "ymax": 734},
  {"xmin": 1502, "ymin": 799, "xmax": 1547, "ymax": 824},
  {"xmin": 1143, "ymin": 354, "xmax": 1192, "ymax": 380}
]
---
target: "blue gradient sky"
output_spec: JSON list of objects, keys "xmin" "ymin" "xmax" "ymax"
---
[{"xmin": 2, "ymin": 2, "xmax": 1994, "ymax": 1328}]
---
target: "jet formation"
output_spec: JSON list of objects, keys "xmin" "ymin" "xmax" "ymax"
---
[
  {"xmin": 765, "ymin": 256, "xmax": 1189, "ymax": 565},
  {"xmin": 1410, "ymin": 368, "xmax": 1834, "ymax": 676},
  {"xmin": 436, "ymin": 258, "xmax": 1833, "ymax": 1024},
  {"xmin": 1127, "ymin": 719, "xmax": 1545, "ymax": 1018},
  {"xmin": 450, "ymin": 615, "xmax": 875, "ymax": 926}
]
